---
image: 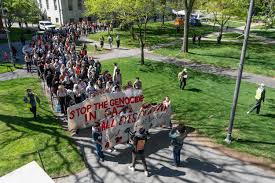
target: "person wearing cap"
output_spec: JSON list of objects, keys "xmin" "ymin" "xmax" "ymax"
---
[
  {"xmin": 169, "ymin": 124, "xmax": 188, "ymax": 167},
  {"xmin": 92, "ymin": 122, "xmax": 105, "ymax": 162},
  {"xmin": 178, "ymin": 68, "xmax": 188, "ymax": 90},
  {"xmin": 247, "ymin": 83, "xmax": 266, "ymax": 114},
  {"xmin": 128, "ymin": 127, "xmax": 149, "ymax": 177},
  {"xmin": 23, "ymin": 89, "xmax": 41, "ymax": 119}
]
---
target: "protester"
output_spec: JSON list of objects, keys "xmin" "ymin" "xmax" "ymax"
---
[
  {"xmin": 23, "ymin": 89, "xmax": 40, "ymax": 119},
  {"xmin": 169, "ymin": 124, "xmax": 188, "ymax": 167},
  {"xmin": 163, "ymin": 96, "xmax": 172, "ymax": 128},
  {"xmin": 113, "ymin": 69, "xmax": 122, "ymax": 86},
  {"xmin": 247, "ymin": 83, "xmax": 266, "ymax": 114},
  {"xmin": 100, "ymin": 36, "xmax": 104, "ymax": 48},
  {"xmin": 93, "ymin": 122, "xmax": 105, "ymax": 162},
  {"xmin": 128, "ymin": 127, "xmax": 149, "ymax": 177},
  {"xmin": 57, "ymin": 85, "xmax": 68, "ymax": 115},
  {"xmin": 133, "ymin": 77, "xmax": 142, "ymax": 90},
  {"xmin": 178, "ymin": 68, "xmax": 188, "ymax": 90}
]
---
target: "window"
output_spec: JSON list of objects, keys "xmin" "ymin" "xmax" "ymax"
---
[
  {"xmin": 54, "ymin": 0, "xmax": 58, "ymax": 10},
  {"xmin": 46, "ymin": 0, "xmax": 49, "ymax": 10},
  {"xmin": 39, "ymin": 0, "xmax": 42, "ymax": 9},
  {"xmin": 78, "ymin": 0, "xmax": 83, "ymax": 10},
  {"xmin": 56, "ymin": 18, "xmax": 59, "ymax": 23},
  {"xmin": 48, "ymin": 17, "xmax": 51, "ymax": 21},
  {"xmin": 70, "ymin": 18, "xmax": 74, "ymax": 23},
  {"xmin": 68, "ymin": 0, "xmax": 73, "ymax": 11}
]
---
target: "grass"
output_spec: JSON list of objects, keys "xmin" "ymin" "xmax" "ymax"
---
[
  {"xmin": 225, "ymin": 20, "xmax": 246, "ymax": 28},
  {"xmin": 88, "ymin": 21, "xmax": 218, "ymax": 48},
  {"xmin": 101, "ymin": 57, "xmax": 275, "ymax": 162},
  {"xmin": 0, "ymin": 78, "xmax": 85, "ymax": 177},
  {"xmin": 0, "ymin": 28, "xmax": 33, "ymax": 43},
  {"xmin": 251, "ymin": 29, "xmax": 275, "ymax": 39},
  {"xmin": 76, "ymin": 44, "xmax": 110, "ymax": 56},
  {"xmin": 153, "ymin": 40, "xmax": 275, "ymax": 77},
  {"xmin": 0, "ymin": 63, "xmax": 23, "ymax": 73}
]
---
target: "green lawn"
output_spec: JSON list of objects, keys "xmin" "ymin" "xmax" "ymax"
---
[
  {"xmin": 102, "ymin": 57, "xmax": 275, "ymax": 161},
  {"xmin": 225, "ymin": 20, "xmax": 246, "ymax": 28},
  {"xmin": 0, "ymin": 63, "xmax": 23, "ymax": 74},
  {"xmin": 153, "ymin": 40, "xmax": 275, "ymax": 77},
  {"xmin": 0, "ymin": 78, "xmax": 85, "ymax": 177},
  {"xmin": 88, "ymin": 21, "xmax": 218, "ymax": 48},
  {"xmin": 251, "ymin": 29, "xmax": 275, "ymax": 39}
]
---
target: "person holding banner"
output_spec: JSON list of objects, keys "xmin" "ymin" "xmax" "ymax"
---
[
  {"xmin": 93, "ymin": 122, "xmax": 105, "ymax": 162},
  {"xmin": 169, "ymin": 124, "xmax": 188, "ymax": 167},
  {"xmin": 128, "ymin": 127, "xmax": 149, "ymax": 177}
]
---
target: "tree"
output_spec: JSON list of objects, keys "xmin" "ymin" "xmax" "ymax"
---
[
  {"xmin": 160, "ymin": 0, "xmax": 167, "ymax": 26},
  {"xmin": 116, "ymin": 0, "xmax": 155, "ymax": 64},
  {"xmin": 204, "ymin": 0, "xmax": 244, "ymax": 43},
  {"xmin": 85, "ymin": 0, "xmax": 116, "ymax": 35},
  {"xmin": 182, "ymin": 0, "xmax": 196, "ymax": 53},
  {"xmin": 2, "ymin": 0, "xmax": 41, "ymax": 28},
  {"xmin": 260, "ymin": 0, "xmax": 275, "ymax": 28}
]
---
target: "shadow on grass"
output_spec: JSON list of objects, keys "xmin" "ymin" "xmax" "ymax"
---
[
  {"xmin": 185, "ymin": 88, "xmax": 203, "ymax": 93},
  {"xmin": 0, "ymin": 113, "xmax": 84, "ymax": 178},
  {"xmin": 235, "ymin": 139, "xmax": 275, "ymax": 145}
]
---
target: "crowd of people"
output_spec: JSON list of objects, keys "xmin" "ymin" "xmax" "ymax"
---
[
  {"xmin": 22, "ymin": 23, "xmax": 141, "ymax": 116},
  {"xmin": 21, "ymin": 21, "xmax": 190, "ymax": 178}
]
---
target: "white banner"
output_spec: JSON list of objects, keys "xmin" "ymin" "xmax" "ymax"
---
[
  {"xmin": 101, "ymin": 103, "xmax": 172, "ymax": 149},
  {"xmin": 67, "ymin": 89, "xmax": 144, "ymax": 131}
]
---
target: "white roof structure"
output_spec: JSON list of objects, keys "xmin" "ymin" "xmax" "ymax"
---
[{"xmin": 0, "ymin": 161, "xmax": 54, "ymax": 183}]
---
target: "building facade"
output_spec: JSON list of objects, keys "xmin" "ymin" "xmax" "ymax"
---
[{"xmin": 36, "ymin": 0, "xmax": 92, "ymax": 25}]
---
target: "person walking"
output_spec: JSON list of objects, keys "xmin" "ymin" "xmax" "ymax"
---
[
  {"xmin": 169, "ymin": 124, "xmax": 188, "ymax": 167},
  {"xmin": 192, "ymin": 34, "xmax": 196, "ymax": 44},
  {"xmin": 23, "ymin": 89, "xmax": 40, "ymax": 119},
  {"xmin": 57, "ymin": 85, "xmax": 67, "ymax": 115},
  {"xmin": 178, "ymin": 68, "xmax": 188, "ymax": 90},
  {"xmin": 247, "ymin": 83, "xmax": 266, "ymax": 114},
  {"xmin": 108, "ymin": 35, "xmax": 113, "ymax": 49},
  {"xmin": 100, "ymin": 36, "xmax": 104, "ymax": 49},
  {"xmin": 24, "ymin": 53, "xmax": 32, "ymax": 73},
  {"xmin": 116, "ymin": 35, "xmax": 120, "ymax": 49},
  {"xmin": 92, "ymin": 122, "xmax": 105, "ymax": 162},
  {"xmin": 128, "ymin": 127, "xmax": 149, "ymax": 177}
]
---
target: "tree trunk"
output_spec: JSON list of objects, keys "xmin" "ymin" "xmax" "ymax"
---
[
  {"xmin": 140, "ymin": 42, "xmax": 145, "ymax": 65},
  {"xmin": 182, "ymin": 10, "xmax": 190, "ymax": 53},
  {"xmin": 138, "ymin": 26, "xmax": 145, "ymax": 65},
  {"xmin": 162, "ymin": 12, "xmax": 165, "ymax": 26},
  {"xmin": 130, "ymin": 25, "xmax": 135, "ymax": 40}
]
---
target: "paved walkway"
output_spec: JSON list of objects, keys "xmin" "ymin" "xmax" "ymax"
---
[{"xmin": 55, "ymin": 128, "xmax": 275, "ymax": 183}]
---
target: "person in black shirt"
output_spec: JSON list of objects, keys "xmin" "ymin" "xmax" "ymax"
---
[{"xmin": 128, "ymin": 127, "xmax": 149, "ymax": 176}]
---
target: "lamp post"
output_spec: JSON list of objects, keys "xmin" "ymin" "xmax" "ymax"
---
[
  {"xmin": 225, "ymin": 0, "xmax": 255, "ymax": 144},
  {"xmin": 1, "ymin": 0, "xmax": 14, "ymax": 66}
]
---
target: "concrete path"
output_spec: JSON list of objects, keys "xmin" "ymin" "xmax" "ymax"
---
[{"xmin": 54, "ymin": 128, "xmax": 275, "ymax": 183}]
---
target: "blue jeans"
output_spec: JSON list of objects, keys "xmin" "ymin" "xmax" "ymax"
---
[
  {"xmin": 173, "ymin": 146, "xmax": 182, "ymax": 166},
  {"xmin": 95, "ymin": 143, "xmax": 104, "ymax": 160}
]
